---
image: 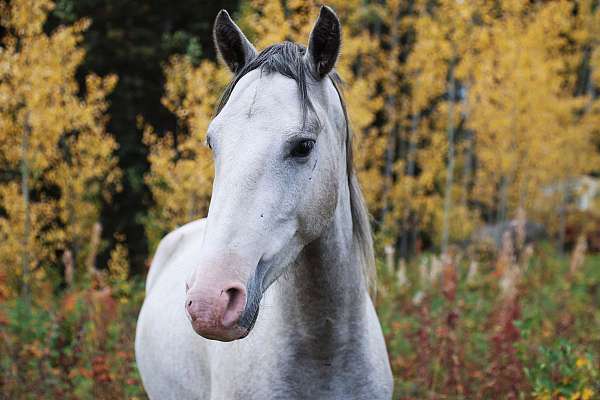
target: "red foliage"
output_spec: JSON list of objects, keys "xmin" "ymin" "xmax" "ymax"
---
[
  {"xmin": 440, "ymin": 257, "xmax": 466, "ymax": 397},
  {"xmin": 480, "ymin": 295, "xmax": 528, "ymax": 398}
]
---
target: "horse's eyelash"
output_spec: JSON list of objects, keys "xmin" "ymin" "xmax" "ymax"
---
[{"xmin": 285, "ymin": 131, "xmax": 318, "ymax": 141}]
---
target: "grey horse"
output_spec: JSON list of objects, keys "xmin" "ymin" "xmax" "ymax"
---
[{"xmin": 135, "ymin": 6, "xmax": 393, "ymax": 399}]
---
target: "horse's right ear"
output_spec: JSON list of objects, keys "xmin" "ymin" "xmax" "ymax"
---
[{"xmin": 213, "ymin": 10, "xmax": 257, "ymax": 74}]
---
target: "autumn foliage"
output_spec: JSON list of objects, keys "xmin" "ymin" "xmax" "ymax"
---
[
  {"xmin": 0, "ymin": 0, "xmax": 120, "ymax": 300},
  {"xmin": 1, "ymin": 0, "xmax": 599, "ymax": 399},
  {"xmin": 143, "ymin": 0, "xmax": 600, "ymax": 255}
]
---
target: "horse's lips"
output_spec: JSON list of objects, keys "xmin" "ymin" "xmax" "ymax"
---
[
  {"xmin": 186, "ymin": 304, "xmax": 260, "ymax": 342},
  {"xmin": 189, "ymin": 319, "xmax": 247, "ymax": 342}
]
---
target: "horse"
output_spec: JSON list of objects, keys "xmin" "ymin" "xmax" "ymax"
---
[{"xmin": 135, "ymin": 6, "xmax": 393, "ymax": 399}]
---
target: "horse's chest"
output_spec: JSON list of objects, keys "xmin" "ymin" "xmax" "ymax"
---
[
  {"xmin": 210, "ymin": 346, "xmax": 385, "ymax": 400},
  {"xmin": 212, "ymin": 370, "xmax": 381, "ymax": 400}
]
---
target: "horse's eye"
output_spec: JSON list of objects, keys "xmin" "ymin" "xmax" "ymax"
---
[{"xmin": 291, "ymin": 139, "xmax": 315, "ymax": 158}]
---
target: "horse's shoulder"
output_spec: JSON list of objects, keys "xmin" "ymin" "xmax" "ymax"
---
[{"xmin": 145, "ymin": 218, "xmax": 207, "ymax": 293}]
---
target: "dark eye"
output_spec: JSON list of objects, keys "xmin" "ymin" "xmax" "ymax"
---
[
  {"xmin": 206, "ymin": 136, "xmax": 213, "ymax": 150},
  {"xmin": 291, "ymin": 139, "xmax": 315, "ymax": 158}
]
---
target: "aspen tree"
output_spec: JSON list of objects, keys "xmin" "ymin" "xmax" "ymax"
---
[{"xmin": 0, "ymin": 0, "xmax": 119, "ymax": 298}]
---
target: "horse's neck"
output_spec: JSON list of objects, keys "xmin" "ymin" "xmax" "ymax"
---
[{"xmin": 276, "ymin": 176, "xmax": 368, "ymax": 356}]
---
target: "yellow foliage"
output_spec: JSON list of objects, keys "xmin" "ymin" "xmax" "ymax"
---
[
  {"xmin": 466, "ymin": 0, "xmax": 597, "ymax": 222},
  {"xmin": 144, "ymin": 0, "xmax": 600, "ymax": 253},
  {"xmin": 143, "ymin": 57, "xmax": 229, "ymax": 249},
  {"xmin": 0, "ymin": 0, "xmax": 120, "ymax": 297},
  {"xmin": 108, "ymin": 243, "xmax": 129, "ymax": 283}
]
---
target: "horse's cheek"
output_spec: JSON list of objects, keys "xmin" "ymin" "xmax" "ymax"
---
[{"xmin": 297, "ymin": 162, "xmax": 338, "ymax": 241}]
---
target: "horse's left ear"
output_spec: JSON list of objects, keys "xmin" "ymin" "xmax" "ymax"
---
[
  {"xmin": 305, "ymin": 6, "xmax": 341, "ymax": 79},
  {"xmin": 214, "ymin": 10, "xmax": 257, "ymax": 74}
]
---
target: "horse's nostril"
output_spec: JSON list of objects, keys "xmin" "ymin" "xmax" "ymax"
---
[
  {"xmin": 186, "ymin": 300, "xmax": 197, "ymax": 321},
  {"xmin": 226, "ymin": 287, "xmax": 241, "ymax": 308},
  {"xmin": 222, "ymin": 285, "xmax": 247, "ymax": 328}
]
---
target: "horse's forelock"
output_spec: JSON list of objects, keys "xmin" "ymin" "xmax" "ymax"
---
[{"xmin": 214, "ymin": 41, "xmax": 376, "ymax": 295}]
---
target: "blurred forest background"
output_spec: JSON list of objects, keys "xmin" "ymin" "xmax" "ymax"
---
[{"xmin": 1, "ymin": 0, "xmax": 600, "ymax": 398}]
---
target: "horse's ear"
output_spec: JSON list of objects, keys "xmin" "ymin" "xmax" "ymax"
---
[
  {"xmin": 305, "ymin": 6, "xmax": 341, "ymax": 79},
  {"xmin": 213, "ymin": 10, "xmax": 257, "ymax": 74}
]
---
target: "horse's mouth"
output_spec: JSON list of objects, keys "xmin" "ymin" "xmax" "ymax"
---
[{"xmin": 192, "ymin": 305, "xmax": 259, "ymax": 342}]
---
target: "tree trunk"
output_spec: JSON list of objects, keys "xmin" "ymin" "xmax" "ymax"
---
[
  {"xmin": 21, "ymin": 117, "xmax": 31, "ymax": 306},
  {"xmin": 400, "ymin": 109, "xmax": 420, "ymax": 259},
  {"xmin": 460, "ymin": 84, "xmax": 473, "ymax": 211},
  {"xmin": 557, "ymin": 183, "xmax": 567, "ymax": 254},
  {"xmin": 497, "ymin": 175, "xmax": 509, "ymax": 224},
  {"xmin": 380, "ymin": 4, "xmax": 401, "ymax": 236},
  {"xmin": 86, "ymin": 222, "xmax": 103, "ymax": 274},
  {"xmin": 441, "ymin": 61, "xmax": 457, "ymax": 255}
]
